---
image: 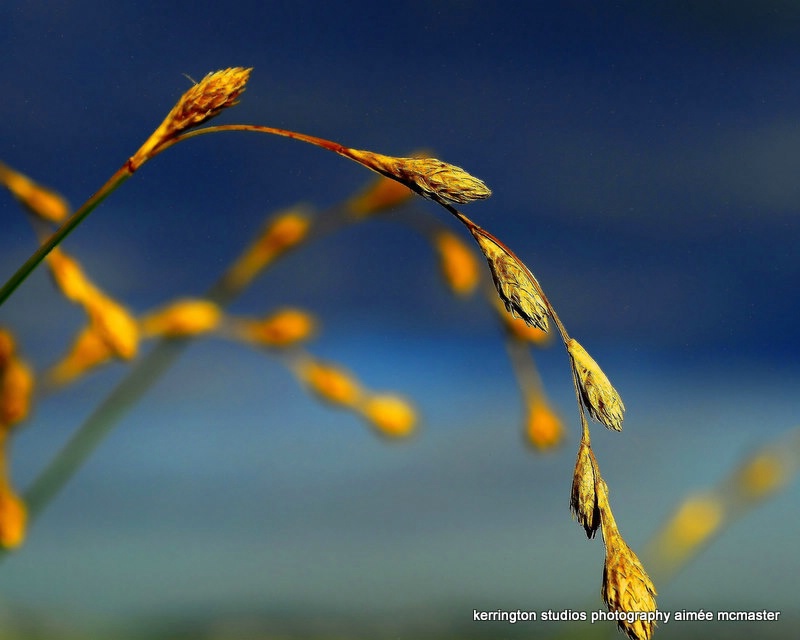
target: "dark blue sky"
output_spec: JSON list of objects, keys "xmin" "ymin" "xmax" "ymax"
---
[{"xmin": 1, "ymin": 2, "xmax": 799, "ymax": 636}]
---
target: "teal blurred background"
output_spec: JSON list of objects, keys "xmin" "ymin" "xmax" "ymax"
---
[{"xmin": 1, "ymin": 1, "xmax": 799, "ymax": 637}]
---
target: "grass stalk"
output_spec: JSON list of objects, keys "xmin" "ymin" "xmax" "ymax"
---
[{"xmin": 0, "ymin": 165, "xmax": 132, "ymax": 306}]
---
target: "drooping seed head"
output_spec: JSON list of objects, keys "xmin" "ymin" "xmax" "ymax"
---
[
  {"xmin": 345, "ymin": 149, "xmax": 491, "ymax": 205},
  {"xmin": 469, "ymin": 226, "xmax": 549, "ymax": 332},
  {"xmin": 570, "ymin": 438, "xmax": 602, "ymax": 537},
  {"xmin": 567, "ymin": 338, "xmax": 624, "ymax": 431},
  {"xmin": 602, "ymin": 535, "xmax": 658, "ymax": 640},
  {"xmin": 597, "ymin": 479, "xmax": 658, "ymax": 640}
]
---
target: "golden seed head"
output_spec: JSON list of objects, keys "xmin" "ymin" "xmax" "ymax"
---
[
  {"xmin": 567, "ymin": 338, "xmax": 624, "ymax": 431},
  {"xmin": 651, "ymin": 492, "xmax": 724, "ymax": 567},
  {"xmin": 0, "ymin": 161, "xmax": 70, "ymax": 223},
  {"xmin": 359, "ymin": 394, "xmax": 417, "ymax": 438},
  {"xmin": 491, "ymin": 296, "xmax": 550, "ymax": 345},
  {"xmin": 434, "ymin": 231, "xmax": 480, "ymax": 296},
  {"xmin": 734, "ymin": 450, "xmax": 791, "ymax": 501},
  {"xmin": 525, "ymin": 399, "xmax": 564, "ymax": 451},
  {"xmin": 0, "ymin": 329, "xmax": 15, "ymax": 367},
  {"xmin": 236, "ymin": 308, "xmax": 317, "ymax": 348},
  {"xmin": 0, "ymin": 486, "xmax": 27, "ymax": 549},
  {"xmin": 85, "ymin": 293, "xmax": 139, "ymax": 361},
  {"xmin": 0, "ymin": 357, "xmax": 35, "ymax": 428},
  {"xmin": 46, "ymin": 248, "xmax": 97, "ymax": 304},
  {"xmin": 139, "ymin": 299, "xmax": 222, "ymax": 338},
  {"xmin": 168, "ymin": 67, "xmax": 251, "ymax": 131},
  {"xmin": 469, "ymin": 226, "xmax": 549, "ymax": 331},
  {"xmin": 130, "ymin": 67, "xmax": 252, "ymax": 170},
  {"xmin": 570, "ymin": 439, "xmax": 602, "ymax": 538},
  {"xmin": 602, "ymin": 536, "xmax": 658, "ymax": 640},
  {"xmin": 346, "ymin": 149, "xmax": 491, "ymax": 205},
  {"xmin": 300, "ymin": 359, "xmax": 362, "ymax": 408},
  {"xmin": 346, "ymin": 175, "xmax": 414, "ymax": 217},
  {"xmin": 47, "ymin": 325, "xmax": 113, "ymax": 386},
  {"xmin": 225, "ymin": 207, "xmax": 312, "ymax": 291}
]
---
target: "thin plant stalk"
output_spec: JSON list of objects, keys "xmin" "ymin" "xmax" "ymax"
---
[{"xmin": 0, "ymin": 166, "xmax": 132, "ymax": 306}]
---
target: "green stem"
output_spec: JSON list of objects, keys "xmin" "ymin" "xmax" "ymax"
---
[
  {"xmin": 0, "ymin": 165, "xmax": 133, "ymax": 307},
  {"xmin": 24, "ymin": 338, "xmax": 188, "ymax": 517}
]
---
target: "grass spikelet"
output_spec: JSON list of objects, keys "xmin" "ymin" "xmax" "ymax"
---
[
  {"xmin": 434, "ymin": 231, "xmax": 480, "ymax": 296},
  {"xmin": 84, "ymin": 293, "xmax": 139, "ymax": 361},
  {"xmin": 343, "ymin": 149, "xmax": 491, "ymax": 205},
  {"xmin": 44, "ymin": 247, "xmax": 138, "ymax": 359},
  {"xmin": 46, "ymin": 248, "xmax": 95, "ymax": 303},
  {"xmin": 570, "ymin": 438, "xmax": 602, "ymax": 538},
  {"xmin": 525, "ymin": 399, "xmax": 564, "ymax": 451},
  {"xmin": 139, "ymin": 299, "xmax": 222, "ymax": 338},
  {"xmin": 0, "ymin": 330, "xmax": 34, "ymax": 427},
  {"xmin": 129, "ymin": 67, "xmax": 252, "ymax": 171},
  {"xmin": 647, "ymin": 493, "xmax": 724, "ymax": 570},
  {"xmin": 0, "ymin": 357, "xmax": 34, "ymax": 428},
  {"xmin": 346, "ymin": 173, "xmax": 415, "ymax": 217},
  {"xmin": 0, "ymin": 161, "xmax": 70, "ymax": 223},
  {"xmin": 358, "ymin": 394, "xmax": 417, "ymax": 438},
  {"xmin": 598, "ymin": 482, "xmax": 657, "ymax": 640},
  {"xmin": 567, "ymin": 338, "xmax": 624, "ymax": 431},
  {"xmin": 232, "ymin": 308, "xmax": 317, "ymax": 348},
  {"xmin": 492, "ymin": 295, "xmax": 550, "ymax": 344},
  {"xmin": 47, "ymin": 326, "xmax": 113, "ymax": 386},
  {"xmin": 733, "ymin": 449, "xmax": 793, "ymax": 501},
  {"xmin": 0, "ymin": 483, "xmax": 26, "ymax": 550},
  {"xmin": 298, "ymin": 359, "xmax": 363, "ymax": 408},
  {"xmin": 224, "ymin": 207, "xmax": 313, "ymax": 291},
  {"xmin": 467, "ymin": 224, "xmax": 549, "ymax": 331}
]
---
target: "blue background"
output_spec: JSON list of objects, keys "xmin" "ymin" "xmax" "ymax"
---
[{"xmin": 1, "ymin": 1, "xmax": 799, "ymax": 637}]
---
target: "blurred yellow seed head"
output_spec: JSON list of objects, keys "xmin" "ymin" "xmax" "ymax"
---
[
  {"xmin": 226, "ymin": 208, "xmax": 312, "ymax": 290},
  {"xmin": 655, "ymin": 493, "xmax": 724, "ymax": 565},
  {"xmin": 0, "ymin": 161, "xmax": 70, "ymax": 223},
  {"xmin": 236, "ymin": 308, "xmax": 316, "ymax": 348},
  {"xmin": 140, "ymin": 299, "xmax": 222, "ymax": 338},
  {"xmin": 301, "ymin": 360, "xmax": 362, "ymax": 408},
  {"xmin": 85, "ymin": 293, "xmax": 139, "ymax": 360},
  {"xmin": 734, "ymin": 451, "xmax": 790, "ymax": 501},
  {"xmin": 46, "ymin": 248, "xmax": 96, "ymax": 304},
  {"xmin": 347, "ymin": 175, "xmax": 414, "ymax": 217},
  {"xmin": 360, "ymin": 394, "xmax": 417, "ymax": 438},
  {"xmin": 0, "ymin": 486, "xmax": 27, "ymax": 549},
  {"xmin": 0, "ymin": 357, "xmax": 35, "ymax": 428},
  {"xmin": 48, "ymin": 325, "xmax": 113, "ymax": 386},
  {"xmin": 525, "ymin": 400, "xmax": 564, "ymax": 451},
  {"xmin": 434, "ymin": 231, "xmax": 479, "ymax": 296}
]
